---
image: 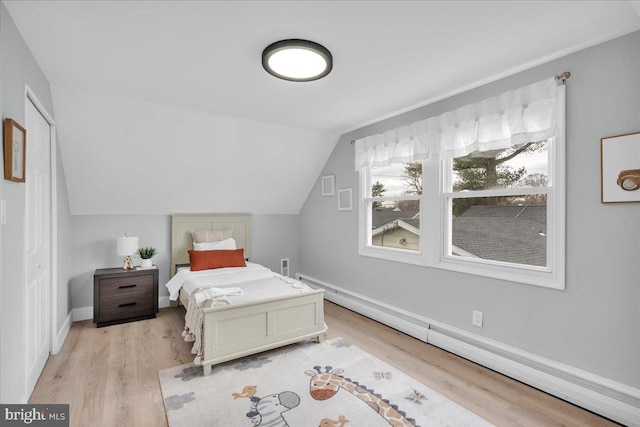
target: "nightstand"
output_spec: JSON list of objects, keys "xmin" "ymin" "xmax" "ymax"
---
[{"xmin": 93, "ymin": 267, "xmax": 159, "ymax": 327}]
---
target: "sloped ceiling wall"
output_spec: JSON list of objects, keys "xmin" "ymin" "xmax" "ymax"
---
[
  {"xmin": 5, "ymin": 1, "xmax": 638, "ymax": 215},
  {"xmin": 53, "ymin": 86, "xmax": 338, "ymax": 215}
]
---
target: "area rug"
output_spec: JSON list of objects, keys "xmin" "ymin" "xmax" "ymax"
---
[{"xmin": 158, "ymin": 338, "xmax": 492, "ymax": 426}]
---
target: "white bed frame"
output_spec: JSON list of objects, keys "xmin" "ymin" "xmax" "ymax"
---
[{"xmin": 171, "ymin": 214, "xmax": 326, "ymax": 375}]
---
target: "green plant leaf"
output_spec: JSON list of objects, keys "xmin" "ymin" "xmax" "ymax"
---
[{"xmin": 137, "ymin": 246, "xmax": 157, "ymax": 259}]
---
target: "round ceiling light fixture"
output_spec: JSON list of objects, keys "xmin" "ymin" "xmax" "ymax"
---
[{"xmin": 262, "ymin": 39, "xmax": 333, "ymax": 82}]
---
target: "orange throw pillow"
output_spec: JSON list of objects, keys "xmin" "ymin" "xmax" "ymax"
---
[{"xmin": 188, "ymin": 248, "xmax": 246, "ymax": 271}]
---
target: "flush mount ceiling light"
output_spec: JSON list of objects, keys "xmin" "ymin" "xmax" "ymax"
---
[{"xmin": 262, "ymin": 39, "xmax": 333, "ymax": 82}]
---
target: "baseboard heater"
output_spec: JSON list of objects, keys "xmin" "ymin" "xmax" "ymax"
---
[{"xmin": 297, "ymin": 273, "xmax": 640, "ymax": 427}]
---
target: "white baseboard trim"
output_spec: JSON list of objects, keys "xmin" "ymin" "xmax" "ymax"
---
[
  {"xmin": 312, "ymin": 279, "xmax": 428, "ymax": 341},
  {"xmin": 297, "ymin": 272, "xmax": 640, "ymax": 427},
  {"xmin": 53, "ymin": 312, "xmax": 72, "ymax": 354},
  {"xmin": 428, "ymin": 331, "xmax": 639, "ymax": 426},
  {"xmin": 72, "ymin": 306, "xmax": 93, "ymax": 322}
]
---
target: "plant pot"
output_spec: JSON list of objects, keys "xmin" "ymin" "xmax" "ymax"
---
[{"xmin": 140, "ymin": 258, "xmax": 153, "ymax": 268}]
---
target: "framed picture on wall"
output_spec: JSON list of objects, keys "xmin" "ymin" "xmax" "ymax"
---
[
  {"xmin": 338, "ymin": 188, "xmax": 353, "ymax": 211},
  {"xmin": 4, "ymin": 118, "xmax": 27, "ymax": 183},
  {"xmin": 321, "ymin": 174, "xmax": 335, "ymax": 196},
  {"xmin": 601, "ymin": 132, "xmax": 640, "ymax": 203}
]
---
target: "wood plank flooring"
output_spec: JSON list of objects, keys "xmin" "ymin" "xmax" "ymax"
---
[{"xmin": 29, "ymin": 302, "xmax": 619, "ymax": 426}]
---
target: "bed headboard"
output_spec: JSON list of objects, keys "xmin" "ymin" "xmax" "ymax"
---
[{"xmin": 171, "ymin": 214, "xmax": 252, "ymax": 276}]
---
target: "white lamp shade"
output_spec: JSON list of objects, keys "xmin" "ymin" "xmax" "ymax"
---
[{"xmin": 117, "ymin": 236, "xmax": 139, "ymax": 256}]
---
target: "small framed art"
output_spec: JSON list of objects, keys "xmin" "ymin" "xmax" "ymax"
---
[
  {"xmin": 601, "ymin": 132, "xmax": 640, "ymax": 203},
  {"xmin": 4, "ymin": 119, "xmax": 26, "ymax": 183},
  {"xmin": 338, "ymin": 188, "xmax": 353, "ymax": 211},
  {"xmin": 321, "ymin": 174, "xmax": 335, "ymax": 196}
]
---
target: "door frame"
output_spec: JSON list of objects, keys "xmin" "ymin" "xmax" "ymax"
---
[{"xmin": 24, "ymin": 85, "xmax": 59, "ymax": 355}]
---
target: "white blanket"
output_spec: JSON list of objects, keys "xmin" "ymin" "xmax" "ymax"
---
[
  {"xmin": 193, "ymin": 287, "xmax": 243, "ymax": 307},
  {"xmin": 167, "ymin": 263, "xmax": 313, "ymax": 364},
  {"xmin": 165, "ymin": 262, "xmax": 269, "ymax": 300}
]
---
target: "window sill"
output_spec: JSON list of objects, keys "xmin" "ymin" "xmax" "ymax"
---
[
  {"xmin": 435, "ymin": 257, "xmax": 565, "ymax": 290},
  {"xmin": 359, "ymin": 245, "xmax": 424, "ymax": 266},
  {"xmin": 358, "ymin": 245, "xmax": 564, "ymax": 290}
]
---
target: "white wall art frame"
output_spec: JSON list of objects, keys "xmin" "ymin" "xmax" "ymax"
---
[
  {"xmin": 601, "ymin": 132, "xmax": 640, "ymax": 203},
  {"xmin": 338, "ymin": 188, "xmax": 353, "ymax": 211},
  {"xmin": 321, "ymin": 174, "xmax": 335, "ymax": 196}
]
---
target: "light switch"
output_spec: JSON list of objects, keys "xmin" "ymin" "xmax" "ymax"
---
[{"xmin": 1, "ymin": 200, "xmax": 6, "ymax": 225}]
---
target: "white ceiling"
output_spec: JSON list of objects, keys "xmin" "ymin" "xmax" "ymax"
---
[{"xmin": 4, "ymin": 1, "xmax": 640, "ymax": 214}]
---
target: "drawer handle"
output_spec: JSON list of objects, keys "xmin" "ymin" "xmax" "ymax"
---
[
  {"xmin": 118, "ymin": 302, "xmax": 137, "ymax": 308},
  {"xmin": 119, "ymin": 284, "xmax": 137, "ymax": 289}
]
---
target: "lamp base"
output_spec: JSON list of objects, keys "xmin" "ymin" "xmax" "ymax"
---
[{"xmin": 122, "ymin": 256, "xmax": 134, "ymax": 270}]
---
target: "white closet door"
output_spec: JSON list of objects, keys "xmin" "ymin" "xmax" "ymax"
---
[{"xmin": 24, "ymin": 99, "xmax": 52, "ymax": 397}]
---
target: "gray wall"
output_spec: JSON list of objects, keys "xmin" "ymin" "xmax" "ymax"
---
[
  {"xmin": 253, "ymin": 214, "xmax": 298, "ymax": 277},
  {"xmin": 70, "ymin": 215, "xmax": 172, "ymax": 310},
  {"xmin": 69, "ymin": 214, "xmax": 299, "ymax": 309},
  {"xmin": 0, "ymin": 2, "xmax": 73, "ymax": 403},
  {"xmin": 299, "ymin": 31, "xmax": 640, "ymax": 388}
]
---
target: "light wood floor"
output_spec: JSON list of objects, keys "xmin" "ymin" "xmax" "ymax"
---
[{"xmin": 30, "ymin": 302, "xmax": 619, "ymax": 427}]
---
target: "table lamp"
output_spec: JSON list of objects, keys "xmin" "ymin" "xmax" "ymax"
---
[{"xmin": 117, "ymin": 233, "xmax": 138, "ymax": 270}]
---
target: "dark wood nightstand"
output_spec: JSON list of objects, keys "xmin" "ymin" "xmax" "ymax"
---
[{"xmin": 93, "ymin": 267, "xmax": 159, "ymax": 327}]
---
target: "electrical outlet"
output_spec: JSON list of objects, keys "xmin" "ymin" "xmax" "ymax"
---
[{"xmin": 472, "ymin": 310, "xmax": 483, "ymax": 328}]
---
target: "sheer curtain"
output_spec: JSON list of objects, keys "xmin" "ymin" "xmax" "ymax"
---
[{"xmin": 354, "ymin": 77, "xmax": 559, "ymax": 170}]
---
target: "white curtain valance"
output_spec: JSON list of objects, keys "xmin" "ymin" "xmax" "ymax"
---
[{"xmin": 354, "ymin": 77, "xmax": 559, "ymax": 171}]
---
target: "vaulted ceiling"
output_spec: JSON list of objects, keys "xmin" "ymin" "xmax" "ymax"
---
[{"xmin": 4, "ymin": 1, "xmax": 640, "ymax": 214}]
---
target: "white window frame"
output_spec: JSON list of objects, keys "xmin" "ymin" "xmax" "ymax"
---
[
  {"xmin": 359, "ymin": 167, "xmax": 424, "ymax": 266},
  {"xmin": 358, "ymin": 86, "xmax": 565, "ymax": 289}
]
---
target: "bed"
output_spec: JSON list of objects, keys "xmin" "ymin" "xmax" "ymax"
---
[{"xmin": 168, "ymin": 214, "xmax": 326, "ymax": 376}]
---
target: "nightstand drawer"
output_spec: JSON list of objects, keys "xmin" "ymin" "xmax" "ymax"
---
[
  {"xmin": 99, "ymin": 274, "xmax": 155, "ymax": 298},
  {"xmin": 99, "ymin": 292, "xmax": 155, "ymax": 321}
]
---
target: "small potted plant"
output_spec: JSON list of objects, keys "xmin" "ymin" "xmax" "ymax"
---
[{"xmin": 137, "ymin": 247, "xmax": 157, "ymax": 268}]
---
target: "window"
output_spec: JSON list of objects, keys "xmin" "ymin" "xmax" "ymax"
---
[
  {"xmin": 368, "ymin": 163, "xmax": 421, "ymax": 250},
  {"xmin": 356, "ymin": 77, "xmax": 565, "ymax": 288},
  {"xmin": 446, "ymin": 141, "xmax": 551, "ymax": 268},
  {"xmin": 359, "ymin": 162, "xmax": 423, "ymax": 263},
  {"xmin": 436, "ymin": 135, "xmax": 565, "ymax": 288},
  {"xmin": 359, "ymin": 138, "xmax": 564, "ymax": 287}
]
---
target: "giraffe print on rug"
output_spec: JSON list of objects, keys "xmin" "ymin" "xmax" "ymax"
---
[{"xmin": 305, "ymin": 366, "xmax": 419, "ymax": 427}]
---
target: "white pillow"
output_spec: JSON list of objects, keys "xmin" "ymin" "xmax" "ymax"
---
[
  {"xmin": 191, "ymin": 228, "xmax": 233, "ymax": 243},
  {"xmin": 193, "ymin": 237, "xmax": 237, "ymax": 251}
]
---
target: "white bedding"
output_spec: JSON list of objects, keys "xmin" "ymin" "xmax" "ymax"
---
[
  {"xmin": 166, "ymin": 262, "xmax": 268, "ymax": 300},
  {"xmin": 165, "ymin": 262, "xmax": 314, "ymax": 364}
]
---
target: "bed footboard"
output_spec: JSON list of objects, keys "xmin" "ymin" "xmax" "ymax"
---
[{"xmin": 200, "ymin": 289, "xmax": 326, "ymax": 375}]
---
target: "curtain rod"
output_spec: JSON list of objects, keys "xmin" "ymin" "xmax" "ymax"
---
[{"xmin": 555, "ymin": 71, "xmax": 571, "ymax": 84}]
